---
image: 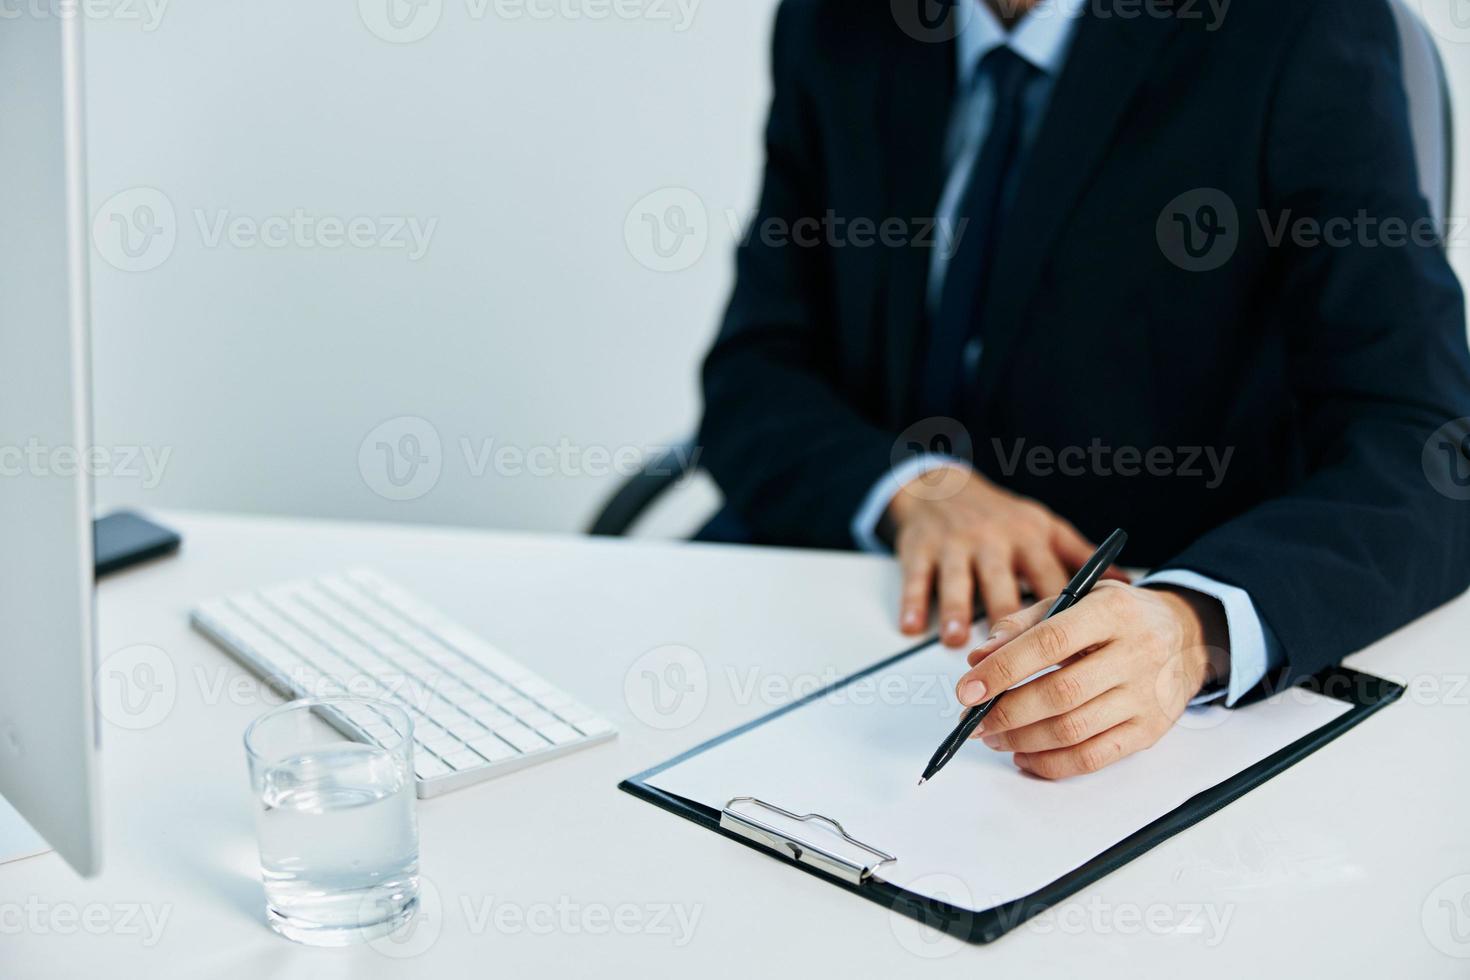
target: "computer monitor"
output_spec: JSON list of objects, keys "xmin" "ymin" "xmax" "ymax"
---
[{"xmin": 0, "ymin": 12, "xmax": 103, "ymax": 876}]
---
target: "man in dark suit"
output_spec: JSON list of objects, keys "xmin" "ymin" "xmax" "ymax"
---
[{"xmin": 696, "ymin": 0, "xmax": 1470, "ymax": 777}]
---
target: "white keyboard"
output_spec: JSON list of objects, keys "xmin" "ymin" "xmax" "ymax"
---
[{"xmin": 190, "ymin": 568, "xmax": 616, "ymax": 797}]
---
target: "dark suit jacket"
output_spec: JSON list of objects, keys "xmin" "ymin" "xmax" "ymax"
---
[{"xmin": 696, "ymin": 0, "xmax": 1470, "ymax": 687}]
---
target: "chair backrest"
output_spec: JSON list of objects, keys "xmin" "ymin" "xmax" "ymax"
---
[{"xmin": 1387, "ymin": 0, "xmax": 1454, "ymax": 223}]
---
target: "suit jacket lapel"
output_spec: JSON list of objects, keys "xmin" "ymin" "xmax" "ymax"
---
[
  {"xmin": 973, "ymin": 8, "xmax": 1180, "ymax": 418},
  {"xmin": 877, "ymin": 30, "xmax": 955, "ymax": 426}
]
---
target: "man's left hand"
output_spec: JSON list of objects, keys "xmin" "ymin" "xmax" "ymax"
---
[{"xmin": 954, "ymin": 581, "xmax": 1229, "ymax": 779}]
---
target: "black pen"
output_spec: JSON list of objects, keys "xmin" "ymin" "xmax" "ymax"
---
[{"xmin": 918, "ymin": 528, "xmax": 1128, "ymax": 785}]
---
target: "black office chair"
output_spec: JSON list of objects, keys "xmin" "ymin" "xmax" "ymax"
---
[
  {"xmin": 1389, "ymin": 0, "xmax": 1455, "ymax": 226},
  {"xmin": 586, "ymin": 438, "xmax": 700, "ymax": 536},
  {"xmin": 588, "ymin": 0, "xmax": 1455, "ymax": 538}
]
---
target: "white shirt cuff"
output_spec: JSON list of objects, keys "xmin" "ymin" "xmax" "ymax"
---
[
  {"xmin": 850, "ymin": 454, "xmax": 974, "ymax": 553},
  {"xmin": 1137, "ymin": 568, "xmax": 1283, "ymax": 707}
]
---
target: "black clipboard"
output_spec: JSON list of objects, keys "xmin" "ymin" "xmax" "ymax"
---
[{"xmin": 619, "ymin": 637, "xmax": 1403, "ymax": 944}]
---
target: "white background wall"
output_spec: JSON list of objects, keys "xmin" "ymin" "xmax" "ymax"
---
[
  {"xmin": 84, "ymin": 0, "xmax": 1470, "ymax": 536},
  {"xmin": 85, "ymin": 0, "xmax": 782, "ymax": 536}
]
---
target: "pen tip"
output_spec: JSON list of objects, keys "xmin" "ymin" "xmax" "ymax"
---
[{"xmin": 917, "ymin": 778, "xmax": 926, "ymax": 786}]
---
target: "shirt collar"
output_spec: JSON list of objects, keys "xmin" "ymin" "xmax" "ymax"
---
[{"xmin": 956, "ymin": 0, "xmax": 1086, "ymax": 88}]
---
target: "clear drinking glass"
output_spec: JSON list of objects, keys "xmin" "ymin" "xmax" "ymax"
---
[{"xmin": 243, "ymin": 696, "xmax": 420, "ymax": 946}]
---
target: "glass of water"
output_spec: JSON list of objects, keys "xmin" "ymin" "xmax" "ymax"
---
[{"xmin": 244, "ymin": 696, "xmax": 420, "ymax": 946}]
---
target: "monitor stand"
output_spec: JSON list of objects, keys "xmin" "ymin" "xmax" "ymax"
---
[{"xmin": 0, "ymin": 793, "xmax": 50, "ymax": 867}]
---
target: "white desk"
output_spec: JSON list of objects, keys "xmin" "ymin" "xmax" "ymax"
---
[{"xmin": 4, "ymin": 511, "xmax": 1468, "ymax": 978}]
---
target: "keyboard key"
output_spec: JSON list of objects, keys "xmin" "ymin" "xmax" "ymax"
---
[
  {"xmin": 574, "ymin": 717, "xmax": 615, "ymax": 737},
  {"xmin": 497, "ymin": 724, "xmax": 550, "ymax": 753},
  {"xmin": 415, "ymin": 723, "xmax": 457, "ymax": 748},
  {"xmin": 464, "ymin": 702, "xmax": 511, "ymax": 725},
  {"xmin": 537, "ymin": 723, "xmax": 582, "ymax": 746},
  {"xmin": 425, "ymin": 696, "xmax": 463, "ymax": 719},
  {"xmin": 362, "ymin": 721, "xmax": 399, "ymax": 743},
  {"xmin": 415, "ymin": 717, "xmax": 453, "ymax": 738},
  {"xmin": 414, "ymin": 754, "xmax": 451, "ymax": 780},
  {"xmin": 516, "ymin": 709, "xmax": 557, "ymax": 728},
  {"xmin": 480, "ymin": 681, "xmax": 515, "ymax": 700},
  {"xmin": 444, "ymin": 687, "xmax": 482, "ymax": 707},
  {"xmin": 445, "ymin": 718, "xmax": 487, "ymax": 740},
  {"xmin": 336, "ymin": 703, "xmax": 380, "ymax": 726},
  {"xmin": 396, "ymin": 681, "xmax": 437, "ymax": 712},
  {"xmin": 467, "ymin": 734, "xmax": 516, "ymax": 762},
  {"xmin": 554, "ymin": 701, "xmax": 595, "ymax": 722},
  {"xmin": 417, "ymin": 643, "xmax": 463, "ymax": 667},
  {"xmin": 442, "ymin": 748, "xmax": 488, "ymax": 771},
  {"xmin": 399, "ymin": 629, "xmax": 435, "ymax": 649}
]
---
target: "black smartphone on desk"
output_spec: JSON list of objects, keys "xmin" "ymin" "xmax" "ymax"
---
[{"xmin": 94, "ymin": 511, "xmax": 180, "ymax": 578}]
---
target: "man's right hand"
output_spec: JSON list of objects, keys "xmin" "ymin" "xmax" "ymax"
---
[{"xmin": 887, "ymin": 467, "xmax": 1122, "ymax": 647}]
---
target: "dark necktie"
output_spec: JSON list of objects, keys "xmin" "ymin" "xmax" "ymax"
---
[{"xmin": 916, "ymin": 45, "xmax": 1038, "ymax": 421}]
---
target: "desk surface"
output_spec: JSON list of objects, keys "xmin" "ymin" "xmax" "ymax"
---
[{"xmin": 4, "ymin": 511, "xmax": 1468, "ymax": 979}]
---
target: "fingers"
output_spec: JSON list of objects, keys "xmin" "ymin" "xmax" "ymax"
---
[
  {"xmin": 968, "ymin": 650, "xmax": 1121, "ymax": 733},
  {"xmin": 897, "ymin": 540, "xmax": 936, "ymax": 635},
  {"xmin": 1050, "ymin": 520, "xmax": 1097, "ymax": 569},
  {"xmin": 1013, "ymin": 721, "xmax": 1149, "ymax": 779},
  {"xmin": 966, "ymin": 595, "xmax": 1051, "ymax": 666},
  {"xmin": 955, "ymin": 586, "xmax": 1123, "ymax": 706},
  {"xmin": 974, "ymin": 548, "xmax": 1022, "ymax": 623},
  {"xmin": 893, "ymin": 499, "xmax": 1123, "ymax": 654},
  {"xmin": 936, "ymin": 546, "xmax": 975, "ymax": 647},
  {"xmin": 1052, "ymin": 521, "xmax": 1130, "ymax": 580},
  {"xmin": 979, "ymin": 687, "xmax": 1132, "ymax": 753},
  {"xmin": 1018, "ymin": 545, "xmax": 1069, "ymax": 599}
]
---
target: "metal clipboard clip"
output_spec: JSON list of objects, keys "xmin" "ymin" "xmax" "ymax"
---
[{"xmin": 719, "ymin": 796, "xmax": 897, "ymax": 886}]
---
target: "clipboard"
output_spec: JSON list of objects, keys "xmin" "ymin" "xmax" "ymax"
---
[{"xmin": 619, "ymin": 637, "xmax": 1403, "ymax": 944}]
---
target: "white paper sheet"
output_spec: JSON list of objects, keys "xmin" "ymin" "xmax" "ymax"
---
[{"xmin": 647, "ymin": 640, "xmax": 1352, "ymax": 909}]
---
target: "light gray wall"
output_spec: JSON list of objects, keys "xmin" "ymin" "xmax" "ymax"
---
[
  {"xmin": 85, "ymin": 2, "xmax": 1470, "ymax": 535},
  {"xmin": 85, "ymin": 0, "xmax": 777, "ymax": 535}
]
